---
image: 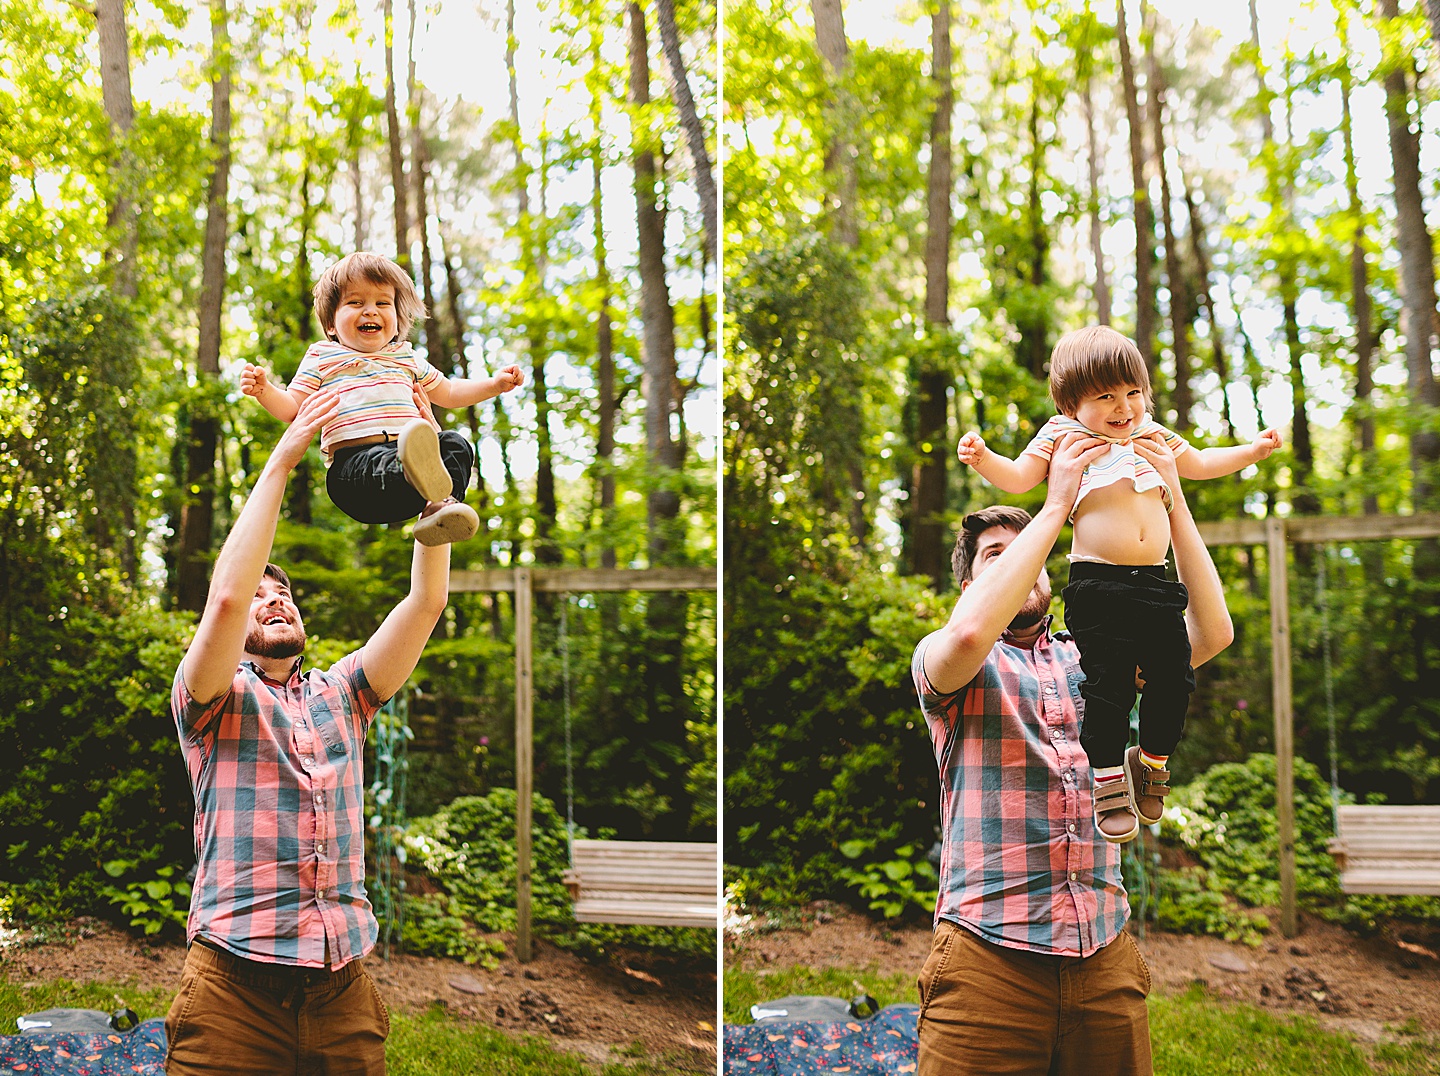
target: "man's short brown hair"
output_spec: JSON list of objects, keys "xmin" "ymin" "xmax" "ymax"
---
[
  {"xmin": 1048, "ymin": 325, "xmax": 1152, "ymax": 416},
  {"xmin": 312, "ymin": 251, "xmax": 426, "ymax": 342},
  {"xmin": 952, "ymin": 506, "xmax": 1033, "ymax": 586},
  {"xmin": 262, "ymin": 563, "xmax": 291, "ymax": 591}
]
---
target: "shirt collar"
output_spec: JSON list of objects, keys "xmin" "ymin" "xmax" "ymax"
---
[{"xmin": 242, "ymin": 655, "xmax": 306, "ymax": 685}]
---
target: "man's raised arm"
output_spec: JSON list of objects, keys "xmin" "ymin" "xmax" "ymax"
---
[
  {"xmin": 182, "ymin": 391, "xmax": 339, "ymax": 704},
  {"xmin": 923, "ymin": 432, "xmax": 1108, "ymax": 693},
  {"xmin": 361, "ymin": 540, "xmax": 450, "ymax": 702}
]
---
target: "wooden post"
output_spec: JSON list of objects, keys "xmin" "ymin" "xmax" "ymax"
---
[
  {"xmin": 1267, "ymin": 517, "xmax": 1297, "ymax": 937},
  {"xmin": 514, "ymin": 567, "xmax": 534, "ymax": 962}
]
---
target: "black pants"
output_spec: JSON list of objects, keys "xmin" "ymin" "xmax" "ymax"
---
[
  {"xmin": 1062, "ymin": 562, "xmax": 1195, "ymax": 770},
  {"xmin": 326, "ymin": 430, "xmax": 474, "ymax": 525}
]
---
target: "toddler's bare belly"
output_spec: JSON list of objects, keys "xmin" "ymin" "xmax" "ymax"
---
[{"xmin": 1071, "ymin": 481, "xmax": 1172, "ymax": 564}]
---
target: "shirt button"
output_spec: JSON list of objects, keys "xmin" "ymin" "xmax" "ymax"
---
[
  {"xmin": 1070, "ymin": 872, "xmax": 1078, "ymax": 881},
  {"xmin": 1068, "ymin": 823, "xmax": 1076, "ymax": 833},
  {"xmin": 317, "ymin": 842, "xmax": 326, "ymax": 855},
  {"xmin": 302, "ymin": 756, "xmax": 314, "ymax": 767},
  {"xmin": 314, "ymin": 794, "xmax": 323, "ymax": 805}
]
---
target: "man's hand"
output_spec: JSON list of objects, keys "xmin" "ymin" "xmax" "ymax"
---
[
  {"xmin": 1044, "ymin": 431, "xmax": 1108, "ymax": 517},
  {"xmin": 411, "ymin": 384, "xmax": 443, "ymax": 432},
  {"xmin": 494, "ymin": 364, "xmax": 525, "ymax": 393},
  {"xmin": 240, "ymin": 363, "xmax": 272, "ymax": 398},
  {"xmin": 1134, "ymin": 432, "xmax": 1181, "ymax": 492},
  {"xmin": 1252, "ymin": 427, "xmax": 1282, "ymax": 461},
  {"xmin": 956, "ymin": 431, "xmax": 987, "ymax": 468},
  {"xmin": 270, "ymin": 389, "xmax": 339, "ymax": 471}
]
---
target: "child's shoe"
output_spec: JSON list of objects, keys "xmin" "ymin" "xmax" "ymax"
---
[
  {"xmin": 413, "ymin": 498, "xmax": 479, "ymax": 546},
  {"xmin": 1093, "ymin": 772, "xmax": 1140, "ymax": 843},
  {"xmin": 1125, "ymin": 745, "xmax": 1171, "ymax": 826},
  {"xmin": 397, "ymin": 419, "xmax": 455, "ymax": 502}
]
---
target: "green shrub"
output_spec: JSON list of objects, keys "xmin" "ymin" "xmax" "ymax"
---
[
  {"xmin": 836, "ymin": 839, "xmax": 937, "ymax": 920},
  {"xmin": 100, "ymin": 861, "xmax": 191, "ymax": 937},
  {"xmin": 1154, "ymin": 866, "xmax": 1269, "ymax": 945},
  {"xmin": 399, "ymin": 893, "xmax": 504, "ymax": 967}
]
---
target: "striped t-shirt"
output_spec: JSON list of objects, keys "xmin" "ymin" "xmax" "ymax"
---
[
  {"xmin": 912, "ymin": 620, "xmax": 1129, "ymax": 957},
  {"xmin": 289, "ymin": 341, "xmax": 445, "ymax": 462},
  {"xmin": 1023, "ymin": 413, "xmax": 1189, "ymax": 518},
  {"xmin": 171, "ymin": 652, "xmax": 383, "ymax": 968}
]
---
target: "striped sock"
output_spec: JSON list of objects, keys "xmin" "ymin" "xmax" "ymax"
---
[
  {"xmin": 1138, "ymin": 750, "xmax": 1168, "ymax": 770},
  {"xmin": 1093, "ymin": 765, "xmax": 1125, "ymax": 784}
]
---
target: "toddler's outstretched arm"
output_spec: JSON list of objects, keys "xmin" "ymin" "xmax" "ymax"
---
[
  {"xmin": 240, "ymin": 363, "xmax": 307, "ymax": 424},
  {"xmin": 427, "ymin": 364, "xmax": 526, "ymax": 409},
  {"xmin": 1175, "ymin": 427, "xmax": 1282, "ymax": 481},
  {"xmin": 957, "ymin": 431, "xmax": 1051, "ymax": 494}
]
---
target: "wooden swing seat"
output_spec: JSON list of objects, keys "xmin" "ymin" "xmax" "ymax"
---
[
  {"xmin": 562, "ymin": 839, "xmax": 718, "ymax": 928},
  {"xmin": 1327, "ymin": 805, "xmax": 1440, "ymax": 895}
]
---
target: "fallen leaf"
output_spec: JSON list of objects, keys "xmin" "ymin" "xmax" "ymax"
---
[
  {"xmin": 1396, "ymin": 939, "xmax": 1439, "ymax": 961},
  {"xmin": 622, "ymin": 965, "xmax": 663, "ymax": 986},
  {"xmin": 697, "ymin": 1021, "xmax": 713, "ymax": 1031}
]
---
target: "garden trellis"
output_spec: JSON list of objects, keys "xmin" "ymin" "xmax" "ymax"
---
[
  {"xmin": 449, "ymin": 565, "xmax": 718, "ymax": 961},
  {"xmin": 1195, "ymin": 511, "xmax": 1440, "ymax": 935}
]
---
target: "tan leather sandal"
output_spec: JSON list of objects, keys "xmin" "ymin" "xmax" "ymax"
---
[
  {"xmin": 1125, "ymin": 745, "xmax": 1171, "ymax": 826},
  {"xmin": 1093, "ymin": 772, "xmax": 1140, "ymax": 844}
]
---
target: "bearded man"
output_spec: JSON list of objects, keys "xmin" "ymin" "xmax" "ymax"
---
[
  {"xmin": 910, "ymin": 431, "xmax": 1235, "ymax": 1075},
  {"xmin": 165, "ymin": 388, "xmax": 451, "ymax": 1075}
]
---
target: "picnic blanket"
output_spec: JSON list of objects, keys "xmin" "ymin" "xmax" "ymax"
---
[
  {"xmin": 0, "ymin": 1019, "xmax": 167, "ymax": 1075},
  {"xmin": 724, "ymin": 1004, "xmax": 919, "ymax": 1075}
]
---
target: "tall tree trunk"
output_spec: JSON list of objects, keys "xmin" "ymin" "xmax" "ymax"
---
[
  {"xmin": 1116, "ymin": 0, "xmax": 1155, "ymax": 374},
  {"xmin": 590, "ymin": 28, "xmax": 618, "ymax": 572},
  {"xmin": 1338, "ymin": 20, "xmax": 1378, "ymax": 520},
  {"xmin": 177, "ymin": 0, "xmax": 232, "ymax": 614},
  {"xmin": 629, "ymin": 0, "xmax": 689, "ymax": 839},
  {"xmin": 351, "ymin": 146, "xmax": 365, "ymax": 251},
  {"xmin": 383, "ymin": 0, "xmax": 411, "ymax": 269},
  {"xmin": 1380, "ymin": 0, "xmax": 1440, "ymax": 526},
  {"xmin": 412, "ymin": 95, "xmax": 445, "ymax": 377},
  {"xmin": 1019, "ymin": 80, "xmax": 1050, "ymax": 380},
  {"xmin": 1178, "ymin": 165, "xmax": 1235, "ymax": 439},
  {"xmin": 96, "ymin": 0, "xmax": 137, "ymax": 301},
  {"xmin": 810, "ymin": 0, "xmax": 858, "ymax": 247},
  {"xmin": 1146, "ymin": 37, "xmax": 1191, "ymax": 430},
  {"xmin": 1426, "ymin": 0, "xmax": 1440, "ymax": 51},
  {"xmin": 1083, "ymin": 65, "xmax": 1111, "ymax": 325},
  {"xmin": 653, "ymin": 0, "xmax": 716, "ymax": 265},
  {"xmin": 911, "ymin": 0, "xmax": 951, "ymax": 590}
]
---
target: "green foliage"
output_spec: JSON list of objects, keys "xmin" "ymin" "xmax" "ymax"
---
[
  {"xmin": 402, "ymin": 789, "xmax": 574, "ymax": 934},
  {"xmin": 100, "ymin": 862, "xmax": 192, "ymax": 937},
  {"xmin": 399, "ymin": 893, "xmax": 505, "ymax": 968},
  {"xmin": 836, "ymin": 839, "xmax": 938, "ymax": 921},
  {"xmin": 0, "ymin": 603, "xmax": 194, "ymax": 924},
  {"xmin": 1153, "ymin": 866, "xmax": 1270, "ymax": 946}
]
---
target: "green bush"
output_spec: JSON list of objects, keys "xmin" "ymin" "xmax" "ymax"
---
[
  {"xmin": 1154, "ymin": 866, "xmax": 1269, "ymax": 946},
  {"xmin": 402, "ymin": 788, "xmax": 574, "ymax": 933},
  {"xmin": 0, "ymin": 605, "xmax": 195, "ymax": 924},
  {"xmin": 399, "ymin": 893, "xmax": 505, "ymax": 967}
]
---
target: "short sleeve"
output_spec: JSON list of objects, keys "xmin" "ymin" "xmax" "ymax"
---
[
  {"xmin": 1144, "ymin": 419, "xmax": 1190, "ymax": 457},
  {"xmin": 172, "ymin": 661, "xmax": 231, "ymax": 744},
  {"xmin": 325, "ymin": 650, "xmax": 384, "ymax": 738},
  {"xmin": 411, "ymin": 354, "xmax": 444, "ymax": 393},
  {"xmin": 1021, "ymin": 416, "xmax": 1065, "ymax": 461},
  {"xmin": 289, "ymin": 344, "xmax": 325, "ymax": 395}
]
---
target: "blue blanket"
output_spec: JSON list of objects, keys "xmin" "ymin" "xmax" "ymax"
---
[
  {"xmin": 724, "ymin": 1005, "xmax": 919, "ymax": 1075},
  {"xmin": 0, "ymin": 1019, "xmax": 167, "ymax": 1075}
]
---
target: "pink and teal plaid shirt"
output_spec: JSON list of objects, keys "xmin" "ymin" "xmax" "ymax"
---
[
  {"xmin": 171, "ymin": 652, "xmax": 383, "ymax": 969},
  {"xmin": 912, "ymin": 618, "xmax": 1129, "ymax": 957}
]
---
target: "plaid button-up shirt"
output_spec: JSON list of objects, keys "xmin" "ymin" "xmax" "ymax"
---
[
  {"xmin": 912, "ymin": 617, "xmax": 1128, "ymax": 957},
  {"xmin": 171, "ymin": 652, "xmax": 383, "ymax": 968}
]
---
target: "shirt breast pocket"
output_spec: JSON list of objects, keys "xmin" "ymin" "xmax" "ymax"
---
[{"xmin": 309, "ymin": 702, "xmax": 349, "ymax": 762}]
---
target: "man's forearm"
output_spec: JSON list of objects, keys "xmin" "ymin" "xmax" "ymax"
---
[{"xmin": 1170, "ymin": 496, "xmax": 1233, "ymax": 666}]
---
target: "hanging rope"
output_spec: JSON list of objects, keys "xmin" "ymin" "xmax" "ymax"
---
[
  {"xmin": 1319, "ymin": 543, "xmax": 1341, "ymax": 834},
  {"xmin": 561, "ymin": 595, "xmax": 576, "ymax": 868}
]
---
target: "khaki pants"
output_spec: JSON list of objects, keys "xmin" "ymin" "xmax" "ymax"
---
[
  {"xmin": 165, "ymin": 940, "xmax": 389, "ymax": 1075},
  {"xmin": 916, "ymin": 920, "xmax": 1153, "ymax": 1076}
]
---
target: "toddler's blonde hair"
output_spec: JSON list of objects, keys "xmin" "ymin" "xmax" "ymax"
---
[
  {"xmin": 1048, "ymin": 325, "xmax": 1153, "ymax": 416},
  {"xmin": 313, "ymin": 251, "xmax": 426, "ymax": 343}
]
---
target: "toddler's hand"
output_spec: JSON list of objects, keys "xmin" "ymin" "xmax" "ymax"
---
[
  {"xmin": 411, "ymin": 384, "xmax": 443, "ymax": 433},
  {"xmin": 1253, "ymin": 427, "xmax": 1282, "ymax": 460},
  {"xmin": 240, "ymin": 363, "xmax": 270, "ymax": 398},
  {"xmin": 957, "ymin": 431, "xmax": 987, "ymax": 469},
  {"xmin": 495, "ymin": 364, "xmax": 525, "ymax": 392}
]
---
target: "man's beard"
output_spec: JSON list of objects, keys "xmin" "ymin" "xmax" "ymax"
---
[
  {"xmin": 1009, "ymin": 580, "xmax": 1053, "ymax": 631},
  {"xmin": 245, "ymin": 623, "xmax": 306, "ymax": 659}
]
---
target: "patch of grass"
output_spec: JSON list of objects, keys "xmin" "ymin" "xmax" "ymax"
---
[
  {"xmin": 1151, "ymin": 983, "xmax": 1440, "ymax": 1076},
  {"xmin": 722, "ymin": 965, "xmax": 914, "ymax": 1025},
  {"xmin": 0, "ymin": 975, "xmax": 173, "ymax": 1026}
]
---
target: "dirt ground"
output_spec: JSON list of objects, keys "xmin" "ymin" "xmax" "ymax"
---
[
  {"xmin": 726, "ymin": 904, "xmax": 1440, "ymax": 1044},
  {"xmin": 0, "ymin": 920, "xmax": 717, "ymax": 1072}
]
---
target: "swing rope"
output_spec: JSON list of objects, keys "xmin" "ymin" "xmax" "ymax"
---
[
  {"xmin": 1318, "ymin": 543, "xmax": 1341, "ymax": 834},
  {"xmin": 561, "ymin": 595, "xmax": 576, "ymax": 868}
]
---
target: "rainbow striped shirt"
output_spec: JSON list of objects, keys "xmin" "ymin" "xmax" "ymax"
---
[
  {"xmin": 913, "ymin": 621, "xmax": 1129, "ymax": 957},
  {"xmin": 289, "ymin": 341, "xmax": 445, "ymax": 462},
  {"xmin": 1022, "ymin": 414, "xmax": 1189, "ymax": 519},
  {"xmin": 171, "ymin": 653, "xmax": 383, "ymax": 968}
]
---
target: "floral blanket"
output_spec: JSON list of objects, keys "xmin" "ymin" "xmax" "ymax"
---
[
  {"xmin": 0, "ymin": 1020, "xmax": 167, "ymax": 1075},
  {"xmin": 724, "ymin": 1004, "xmax": 919, "ymax": 1075}
]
